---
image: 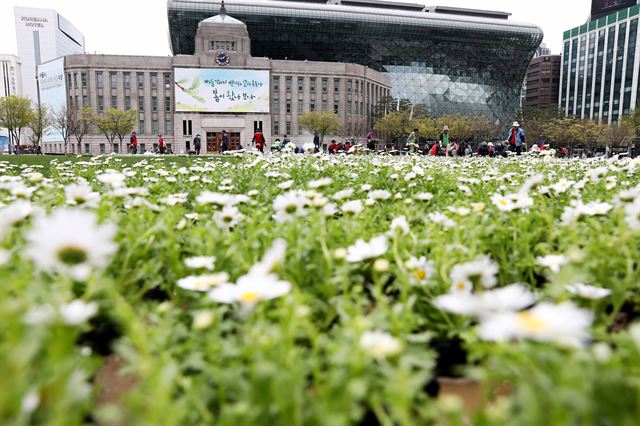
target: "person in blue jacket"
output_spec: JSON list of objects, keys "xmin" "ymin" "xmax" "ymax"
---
[{"xmin": 506, "ymin": 121, "xmax": 526, "ymax": 155}]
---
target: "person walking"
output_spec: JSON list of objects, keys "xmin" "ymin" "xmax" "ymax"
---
[
  {"xmin": 439, "ymin": 126, "xmax": 450, "ymax": 151},
  {"xmin": 130, "ymin": 132, "xmax": 138, "ymax": 154},
  {"xmin": 313, "ymin": 131, "xmax": 320, "ymax": 150},
  {"xmin": 407, "ymin": 128, "xmax": 419, "ymax": 153},
  {"xmin": 221, "ymin": 130, "xmax": 229, "ymax": 153},
  {"xmin": 252, "ymin": 128, "xmax": 265, "ymax": 153},
  {"xmin": 158, "ymin": 134, "xmax": 166, "ymax": 154},
  {"xmin": 506, "ymin": 121, "xmax": 526, "ymax": 155},
  {"xmin": 193, "ymin": 134, "xmax": 201, "ymax": 155}
]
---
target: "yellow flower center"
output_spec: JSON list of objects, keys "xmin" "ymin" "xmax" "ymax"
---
[
  {"xmin": 415, "ymin": 270, "xmax": 426, "ymax": 280},
  {"xmin": 517, "ymin": 312, "xmax": 548, "ymax": 332},
  {"xmin": 499, "ymin": 199, "xmax": 508, "ymax": 206},
  {"xmin": 456, "ymin": 281, "xmax": 467, "ymax": 291},
  {"xmin": 57, "ymin": 246, "xmax": 88, "ymax": 265},
  {"xmin": 240, "ymin": 291, "xmax": 260, "ymax": 304}
]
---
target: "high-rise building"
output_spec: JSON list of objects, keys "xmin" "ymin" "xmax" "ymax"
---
[
  {"xmin": 167, "ymin": 0, "xmax": 542, "ymax": 124},
  {"xmin": 0, "ymin": 55, "xmax": 21, "ymax": 98},
  {"xmin": 561, "ymin": 3, "xmax": 640, "ymax": 123},
  {"xmin": 525, "ymin": 55, "xmax": 561, "ymax": 108},
  {"xmin": 13, "ymin": 6, "xmax": 85, "ymax": 103}
]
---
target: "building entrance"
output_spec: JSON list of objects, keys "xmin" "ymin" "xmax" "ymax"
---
[{"xmin": 205, "ymin": 131, "xmax": 242, "ymax": 153}]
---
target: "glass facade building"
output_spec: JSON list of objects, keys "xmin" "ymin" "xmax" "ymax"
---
[
  {"xmin": 561, "ymin": 3, "xmax": 640, "ymax": 123},
  {"xmin": 168, "ymin": 0, "xmax": 543, "ymax": 123}
]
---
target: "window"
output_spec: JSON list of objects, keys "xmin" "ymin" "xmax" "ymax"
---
[
  {"xmin": 96, "ymin": 72, "xmax": 103, "ymax": 89},
  {"xmin": 111, "ymin": 95, "xmax": 117, "ymax": 108},
  {"xmin": 75, "ymin": 96, "xmax": 79, "ymax": 108},
  {"xmin": 67, "ymin": 73, "xmax": 72, "ymax": 88},
  {"xmin": 165, "ymin": 119, "xmax": 172, "ymax": 134},
  {"xmin": 151, "ymin": 73, "xmax": 158, "ymax": 89},
  {"xmin": 322, "ymin": 99, "xmax": 327, "ymax": 111},
  {"xmin": 286, "ymin": 121, "xmax": 291, "ymax": 135},
  {"xmin": 297, "ymin": 98, "xmax": 303, "ymax": 114},
  {"xmin": 298, "ymin": 77, "xmax": 304, "ymax": 92},
  {"xmin": 286, "ymin": 102, "xmax": 291, "ymax": 114},
  {"xmin": 138, "ymin": 96, "xmax": 144, "ymax": 112},
  {"xmin": 334, "ymin": 102, "xmax": 339, "ymax": 114},
  {"xmin": 73, "ymin": 73, "xmax": 78, "ymax": 89},
  {"xmin": 164, "ymin": 73, "xmax": 171, "ymax": 89},
  {"xmin": 111, "ymin": 72, "xmax": 117, "ymax": 89},
  {"xmin": 124, "ymin": 73, "xmax": 131, "ymax": 89},
  {"xmin": 84, "ymin": 143, "xmax": 89, "ymax": 154},
  {"xmin": 285, "ymin": 76, "xmax": 292, "ymax": 92},
  {"xmin": 274, "ymin": 121, "xmax": 279, "ymax": 134},
  {"xmin": 99, "ymin": 143, "xmax": 105, "ymax": 154},
  {"xmin": 322, "ymin": 78, "xmax": 328, "ymax": 93},
  {"xmin": 152, "ymin": 120, "xmax": 159, "ymax": 134},
  {"xmin": 273, "ymin": 101, "xmax": 280, "ymax": 113},
  {"xmin": 140, "ymin": 143, "xmax": 146, "ymax": 153},
  {"xmin": 273, "ymin": 76, "xmax": 279, "ymax": 91},
  {"xmin": 137, "ymin": 73, "xmax": 144, "ymax": 89},
  {"xmin": 210, "ymin": 40, "xmax": 237, "ymax": 51},
  {"xmin": 139, "ymin": 119, "xmax": 145, "ymax": 134},
  {"xmin": 310, "ymin": 102, "xmax": 315, "ymax": 112},
  {"xmin": 98, "ymin": 96, "xmax": 104, "ymax": 112},
  {"xmin": 334, "ymin": 79, "xmax": 340, "ymax": 93},
  {"xmin": 113, "ymin": 143, "xmax": 119, "ymax": 154},
  {"xmin": 83, "ymin": 95, "xmax": 89, "ymax": 106},
  {"xmin": 310, "ymin": 78, "xmax": 316, "ymax": 93},
  {"xmin": 182, "ymin": 120, "xmax": 192, "ymax": 136},
  {"xmin": 165, "ymin": 96, "xmax": 171, "ymax": 112},
  {"xmin": 81, "ymin": 73, "xmax": 87, "ymax": 88},
  {"xmin": 347, "ymin": 79, "xmax": 353, "ymax": 93},
  {"xmin": 348, "ymin": 102, "xmax": 352, "ymax": 114},
  {"xmin": 152, "ymin": 96, "xmax": 158, "ymax": 112},
  {"xmin": 125, "ymin": 96, "xmax": 131, "ymax": 110}
]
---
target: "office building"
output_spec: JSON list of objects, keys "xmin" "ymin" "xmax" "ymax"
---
[
  {"xmin": 0, "ymin": 55, "xmax": 22, "ymax": 98},
  {"xmin": 561, "ymin": 2, "xmax": 640, "ymax": 123},
  {"xmin": 14, "ymin": 6, "xmax": 85, "ymax": 103},
  {"xmin": 167, "ymin": 0, "xmax": 543, "ymax": 124},
  {"xmin": 525, "ymin": 55, "xmax": 561, "ymax": 108},
  {"xmin": 42, "ymin": 7, "xmax": 390, "ymax": 154}
]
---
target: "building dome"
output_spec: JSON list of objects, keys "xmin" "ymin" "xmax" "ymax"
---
[{"xmin": 199, "ymin": 1, "xmax": 246, "ymax": 27}]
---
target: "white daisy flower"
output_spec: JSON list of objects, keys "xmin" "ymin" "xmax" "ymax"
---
[
  {"xmin": 478, "ymin": 302, "xmax": 593, "ymax": 347},
  {"xmin": 434, "ymin": 284, "xmax": 535, "ymax": 317},
  {"xmin": 345, "ymin": 236, "xmax": 388, "ymax": 262},
  {"xmin": 368, "ymin": 189, "xmax": 392, "ymax": 201},
  {"xmin": 65, "ymin": 183, "xmax": 100, "ymax": 207},
  {"xmin": 405, "ymin": 256, "xmax": 435, "ymax": 284},
  {"xmin": 96, "ymin": 171, "xmax": 126, "ymax": 188},
  {"xmin": 308, "ymin": 177, "xmax": 333, "ymax": 189},
  {"xmin": 177, "ymin": 273, "xmax": 230, "ymax": 292},
  {"xmin": 450, "ymin": 256, "xmax": 499, "ymax": 290},
  {"xmin": 25, "ymin": 208, "xmax": 118, "ymax": 280},
  {"xmin": 184, "ymin": 256, "xmax": 216, "ymax": 270},
  {"xmin": 213, "ymin": 205, "xmax": 243, "ymax": 229},
  {"xmin": 59, "ymin": 300, "xmax": 99, "ymax": 325},
  {"xmin": 272, "ymin": 191, "xmax": 308, "ymax": 223},
  {"xmin": 278, "ymin": 180, "xmax": 295, "ymax": 190},
  {"xmin": 359, "ymin": 330, "xmax": 402, "ymax": 359},
  {"xmin": 414, "ymin": 192, "xmax": 434, "ymax": 201},
  {"xmin": 333, "ymin": 189, "xmax": 355, "ymax": 200},
  {"xmin": 388, "ymin": 216, "xmax": 410, "ymax": 236},
  {"xmin": 566, "ymin": 283, "xmax": 611, "ymax": 300},
  {"xmin": 624, "ymin": 198, "xmax": 640, "ymax": 230},
  {"xmin": 208, "ymin": 273, "xmax": 291, "ymax": 307},
  {"xmin": 536, "ymin": 254, "xmax": 568, "ymax": 274}
]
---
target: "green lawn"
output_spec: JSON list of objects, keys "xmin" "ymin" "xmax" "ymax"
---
[{"xmin": 0, "ymin": 154, "xmax": 234, "ymax": 176}]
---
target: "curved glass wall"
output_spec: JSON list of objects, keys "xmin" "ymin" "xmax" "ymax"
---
[{"xmin": 168, "ymin": 0, "xmax": 543, "ymax": 122}]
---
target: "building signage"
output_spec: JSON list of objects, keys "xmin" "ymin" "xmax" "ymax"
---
[
  {"xmin": 37, "ymin": 57, "xmax": 66, "ymax": 142},
  {"xmin": 591, "ymin": 0, "xmax": 636, "ymax": 19},
  {"xmin": 19, "ymin": 16, "xmax": 49, "ymax": 28},
  {"xmin": 174, "ymin": 68, "xmax": 269, "ymax": 113}
]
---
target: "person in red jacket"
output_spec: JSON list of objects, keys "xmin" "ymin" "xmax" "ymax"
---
[
  {"xmin": 158, "ymin": 134, "xmax": 165, "ymax": 154},
  {"xmin": 252, "ymin": 128, "xmax": 265, "ymax": 153},
  {"xmin": 130, "ymin": 132, "xmax": 138, "ymax": 154}
]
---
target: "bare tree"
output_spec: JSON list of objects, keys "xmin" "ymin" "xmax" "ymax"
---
[
  {"xmin": 29, "ymin": 103, "xmax": 53, "ymax": 147},
  {"xmin": 0, "ymin": 96, "xmax": 33, "ymax": 153},
  {"xmin": 72, "ymin": 106, "xmax": 93, "ymax": 153},
  {"xmin": 51, "ymin": 105, "xmax": 74, "ymax": 155}
]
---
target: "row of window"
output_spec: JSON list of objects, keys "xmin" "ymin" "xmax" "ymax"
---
[
  {"xmin": 70, "ymin": 94, "xmax": 172, "ymax": 114},
  {"xmin": 46, "ymin": 142, "xmax": 172, "ymax": 154},
  {"xmin": 272, "ymin": 76, "xmax": 367, "ymax": 94},
  {"xmin": 67, "ymin": 71, "xmax": 172, "ymax": 91},
  {"xmin": 272, "ymin": 100, "xmax": 366, "ymax": 115},
  {"xmin": 562, "ymin": 17, "xmax": 640, "ymax": 122}
]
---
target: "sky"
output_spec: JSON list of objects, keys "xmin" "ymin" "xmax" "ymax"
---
[{"xmin": 0, "ymin": 0, "xmax": 594, "ymax": 57}]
